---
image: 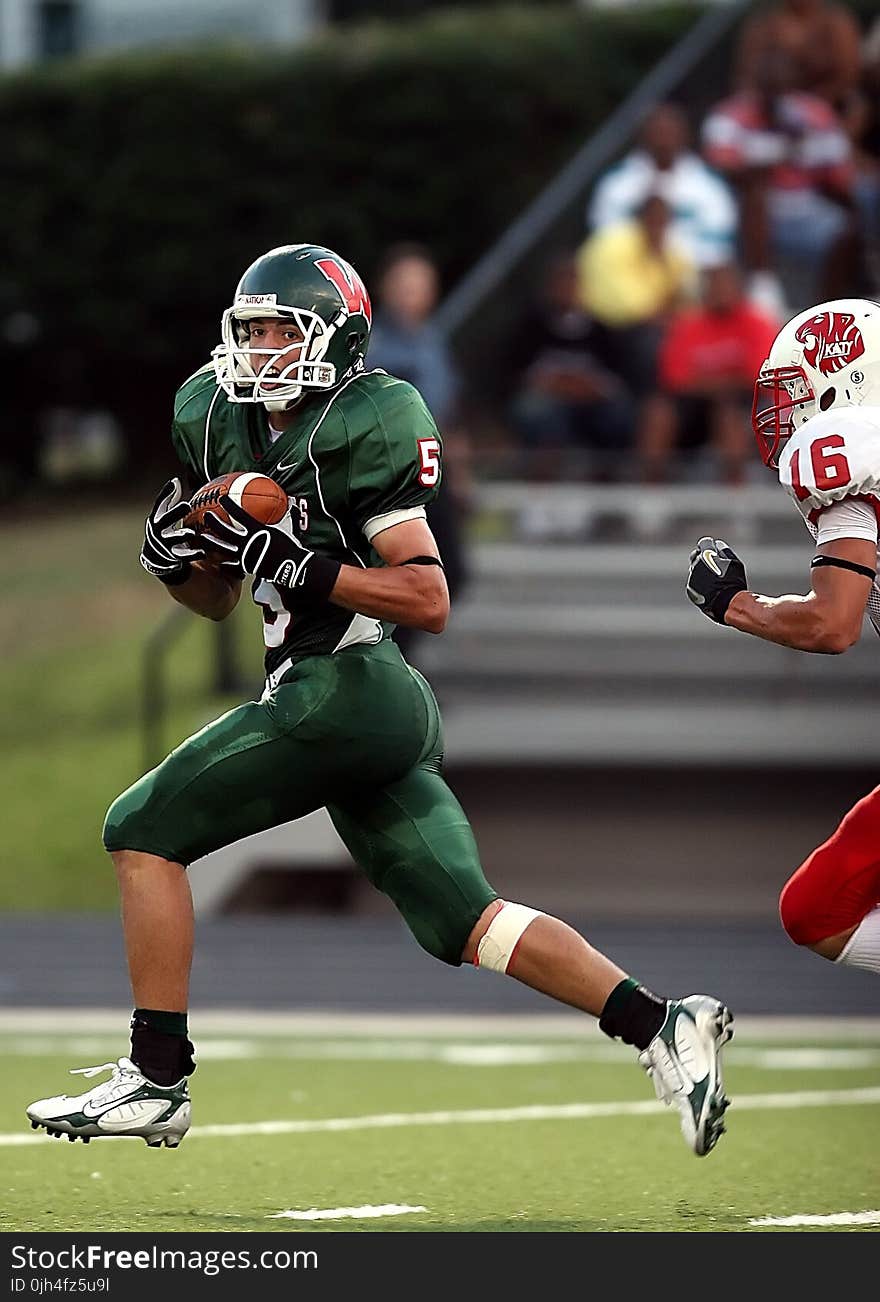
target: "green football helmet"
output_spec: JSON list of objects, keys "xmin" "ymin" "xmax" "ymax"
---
[{"xmin": 212, "ymin": 244, "xmax": 373, "ymax": 410}]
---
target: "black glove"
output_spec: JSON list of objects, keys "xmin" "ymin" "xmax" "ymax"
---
[
  {"xmin": 202, "ymin": 495, "xmax": 341, "ymax": 602},
  {"xmin": 139, "ymin": 478, "xmax": 204, "ymax": 585},
  {"xmin": 686, "ymin": 536, "xmax": 748, "ymax": 624}
]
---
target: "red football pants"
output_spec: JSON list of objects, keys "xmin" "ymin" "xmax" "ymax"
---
[{"xmin": 780, "ymin": 782, "xmax": 880, "ymax": 945}]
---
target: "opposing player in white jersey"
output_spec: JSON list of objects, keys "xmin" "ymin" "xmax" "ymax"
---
[{"xmin": 686, "ymin": 298, "xmax": 880, "ymax": 978}]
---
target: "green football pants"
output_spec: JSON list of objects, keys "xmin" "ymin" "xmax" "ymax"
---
[{"xmin": 103, "ymin": 640, "xmax": 497, "ymax": 964}]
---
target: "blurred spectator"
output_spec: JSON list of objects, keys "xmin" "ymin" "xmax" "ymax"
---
[
  {"xmin": 38, "ymin": 407, "xmax": 125, "ymax": 485},
  {"xmin": 366, "ymin": 243, "xmax": 469, "ymax": 663},
  {"xmin": 368, "ymin": 243, "xmax": 459, "ymax": 427},
  {"xmin": 34, "ymin": 347, "xmax": 125, "ymax": 489},
  {"xmin": 862, "ymin": 18, "xmax": 880, "ymax": 152},
  {"xmin": 588, "ymin": 103, "xmax": 738, "ymax": 270},
  {"xmin": 576, "ymin": 193, "xmax": 697, "ymax": 396},
  {"xmin": 702, "ymin": 49, "xmax": 859, "ymax": 312},
  {"xmin": 734, "ymin": 0, "xmax": 863, "ymax": 120},
  {"xmin": 507, "ymin": 251, "xmax": 634, "ymax": 481},
  {"xmin": 637, "ymin": 263, "xmax": 780, "ymax": 485},
  {"xmin": 854, "ymin": 17, "xmax": 880, "ymax": 291}
]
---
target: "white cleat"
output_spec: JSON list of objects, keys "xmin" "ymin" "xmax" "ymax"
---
[
  {"xmin": 639, "ymin": 994, "xmax": 734, "ymax": 1156},
  {"xmin": 26, "ymin": 1057, "xmax": 191, "ymax": 1147}
]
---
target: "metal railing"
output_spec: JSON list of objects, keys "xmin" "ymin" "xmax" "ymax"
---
[{"xmin": 141, "ymin": 605, "xmax": 190, "ymax": 772}]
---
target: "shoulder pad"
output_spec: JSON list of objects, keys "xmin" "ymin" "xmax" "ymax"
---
[
  {"xmin": 340, "ymin": 371, "xmax": 432, "ymax": 437},
  {"xmin": 778, "ymin": 410, "xmax": 880, "ymax": 515},
  {"xmin": 174, "ymin": 363, "xmax": 219, "ymax": 423}
]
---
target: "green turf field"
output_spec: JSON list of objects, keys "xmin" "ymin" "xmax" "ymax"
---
[
  {"xmin": 2, "ymin": 1018, "xmax": 879, "ymax": 1233},
  {"xmin": 0, "ymin": 505, "xmax": 264, "ymax": 907}
]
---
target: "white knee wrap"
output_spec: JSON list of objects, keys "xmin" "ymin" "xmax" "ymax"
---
[{"xmin": 475, "ymin": 902, "xmax": 543, "ymax": 974}]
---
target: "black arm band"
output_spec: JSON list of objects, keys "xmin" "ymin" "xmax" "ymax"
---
[
  {"xmin": 811, "ymin": 555, "xmax": 876, "ymax": 581},
  {"xmin": 399, "ymin": 555, "xmax": 445, "ymax": 569}
]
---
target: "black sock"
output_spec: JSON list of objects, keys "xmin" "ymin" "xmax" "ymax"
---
[
  {"xmin": 599, "ymin": 977, "xmax": 667, "ymax": 1050},
  {"xmin": 130, "ymin": 1009, "xmax": 196, "ymax": 1085}
]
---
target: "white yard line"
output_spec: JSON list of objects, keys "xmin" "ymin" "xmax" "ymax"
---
[
  {"xmin": 0, "ymin": 1009, "xmax": 879, "ymax": 1040},
  {"xmin": 749, "ymin": 1211, "xmax": 880, "ymax": 1228},
  {"xmin": 268, "ymin": 1204, "xmax": 427, "ymax": 1221},
  {"xmin": 4, "ymin": 1086, "xmax": 880, "ymax": 1148}
]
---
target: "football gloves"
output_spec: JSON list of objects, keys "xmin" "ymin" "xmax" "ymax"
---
[
  {"xmin": 140, "ymin": 478, "xmax": 204, "ymax": 585},
  {"xmin": 201, "ymin": 496, "xmax": 341, "ymax": 602},
  {"xmin": 686, "ymin": 536, "xmax": 748, "ymax": 624}
]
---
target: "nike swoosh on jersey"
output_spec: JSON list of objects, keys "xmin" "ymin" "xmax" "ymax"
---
[{"xmin": 276, "ymin": 459, "xmax": 299, "ymax": 472}]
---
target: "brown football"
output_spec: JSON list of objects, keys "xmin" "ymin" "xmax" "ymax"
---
[{"xmin": 185, "ymin": 472, "xmax": 288, "ymax": 531}]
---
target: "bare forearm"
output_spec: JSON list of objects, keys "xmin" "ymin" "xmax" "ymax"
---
[
  {"xmin": 330, "ymin": 563, "xmax": 448, "ymax": 634},
  {"xmin": 166, "ymin": 561, "xmax": 241, "ymax": 622},
  {"xmin": 724, "ymin": 590, "xmax": 852, "ymax": 653}
]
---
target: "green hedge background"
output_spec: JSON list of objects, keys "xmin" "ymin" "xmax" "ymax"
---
[
  {"xmin": 0, "ymin": 3, "xmax": 707, "ymax": 456},
  {"xmin": 2, "ymin": 0, "xmax": 875, "ymax": 463}
]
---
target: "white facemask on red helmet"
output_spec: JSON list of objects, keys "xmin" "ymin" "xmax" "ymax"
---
[{"xmin": 753, "ymin": 298, "xmax": 880, "ymax": 468}]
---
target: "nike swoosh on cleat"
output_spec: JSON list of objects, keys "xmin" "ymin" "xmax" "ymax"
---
[
  {"xmin": 96, "ymin": 1100, "xmax": 172, "ymax": 1130},
  {"xmin": 82, "ymin": 1092, "xmax": 141, "ymax": 1118}
]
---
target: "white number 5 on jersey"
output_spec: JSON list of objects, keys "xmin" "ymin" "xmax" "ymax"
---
[{"xmin": 417, "ymin": 437, "xmax": 441, "ymax": 486}]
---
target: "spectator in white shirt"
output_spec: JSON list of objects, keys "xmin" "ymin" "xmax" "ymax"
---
[{"xmin": 587, "ymin": 104, "xmax": 738, "ymax": 270}]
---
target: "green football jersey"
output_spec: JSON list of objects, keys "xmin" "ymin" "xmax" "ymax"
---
[{"xmin": 171, "ymin": 365, "xmax": 442, "ymax": 675}]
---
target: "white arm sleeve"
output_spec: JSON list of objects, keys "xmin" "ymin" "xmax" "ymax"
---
[
  {"xmin": 814, "ymin": 498, "xmax": 879, "ymax": 546},
  {"xmin": 362, "ymin": 504, "xmax": 426, "ymax": 542}
]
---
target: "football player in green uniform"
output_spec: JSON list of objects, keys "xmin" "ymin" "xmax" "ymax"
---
[{"xmin": 27, "ymin": 244, "xmax": 733, "ymax": 1156}]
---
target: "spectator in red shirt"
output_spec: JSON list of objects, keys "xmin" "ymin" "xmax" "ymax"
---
[
  {"xmin": 702, "ymin": 48, "xmax": 859, "ymax": 310},
  {"xmin": 636, "ymin": 263, "xmax": 779, "ymax": 484}
]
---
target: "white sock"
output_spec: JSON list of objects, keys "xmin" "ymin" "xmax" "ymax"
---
[{"xmin": 835, "ymin": 905, "xmax": 880, "ymax": 975}]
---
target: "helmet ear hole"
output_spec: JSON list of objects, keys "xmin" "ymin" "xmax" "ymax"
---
[
  {"xmin": 345, "ymin": 330, "xmax": 360, "ymax": 355},
  {"xmin": 819, "ymin": 386, "xmax": 836, "ymax": 411}
]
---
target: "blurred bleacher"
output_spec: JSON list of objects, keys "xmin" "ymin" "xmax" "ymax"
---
[{"xmin": 417, "ymin": 483, "xmax": 880, "ymax": 767}]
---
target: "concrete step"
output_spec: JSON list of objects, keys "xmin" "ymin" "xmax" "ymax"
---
[
  {"xmin": 474, "ymin": 483, "xmax": 807, "ymax": 548},
  {"xmin": 461, "ymin": 544, "xmax": 826, "ymax": 604},
  {"xmin": 425, "ymin": 612, "xmax": 880, "ymax": 685},
  {"xmin": 467, "ymin": 543, "xmax": 810, "ymax": 576},
  {"xmin": 438, "ymin": 699, "xmax": 880, "ymax": 765}
]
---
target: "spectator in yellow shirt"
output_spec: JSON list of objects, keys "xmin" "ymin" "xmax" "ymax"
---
[{"xmin": 576, "ymin": 194, "xmax": 697, "ymax": 394}]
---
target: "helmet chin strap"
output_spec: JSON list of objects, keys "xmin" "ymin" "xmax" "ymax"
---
[{"xmin": 262, "ymin": 394, "xmax": 302, "ymax": 412}]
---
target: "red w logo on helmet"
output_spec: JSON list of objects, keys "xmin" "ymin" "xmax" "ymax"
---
[
  {"xmin": 795, "ymin": 311, "xmax": 865, "ymax": 376},
  {"xmin": 316, "ymin": 258, "xmax": 372, "ymax": 326}
]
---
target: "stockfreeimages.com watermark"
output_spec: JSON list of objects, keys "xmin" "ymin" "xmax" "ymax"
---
[{"xmin": 11, "ymin": 1245, "xmax": 317, "ymax": 1278}]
